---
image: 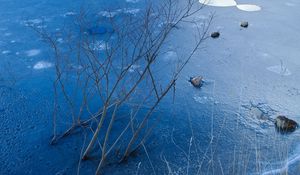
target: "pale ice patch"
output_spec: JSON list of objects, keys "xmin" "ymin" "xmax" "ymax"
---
[
  {"xmin": 122, "ymin": 8, "xmax": 141, "ymax": 15},
  {"xmin": 27, "ymin": 19, "xmax": 42, "ymax": 24},
  {"xmin": 33, "ymin": 61, "xmax": 53, "ymax": 70},
  {"xmin": 267, "ymin": 65, "xmax": 292, "ymax": 76},
  {"xmin": 91, "ymin": 41, "xmax": 109, "ymax": 51},
  {"xmin": 36, "ymin": 25, "xmax": 47, "ymax": 29},
  {"xmin": 163, "ymin": 51, "xmax": 177, "ymax": 61},
  {"xmin": 193, "ymin": 95, "xmax": 219, "ymax": 104},
  {"xmin": 23, "ymin": 19, "xmax": 42, "ymax": 26},
  {"xmin": 128, "ymin": 65, "xmax": 140, "ymax": 73},
  {"xmin": 63, "ymin": 12, "xmax": 76, "ymax": 17},
  {"xmin": 193, "ymin": 95, "xmax": 208, "ymax": 104},
  {"xmin": 26, "ymin": 49, "xmax": 41, "ymax": 57},
  {"xmin": 126, "ymin": 0, "xmax": 139, "ymax": 3},
  {"xmin": 285, "ymin": 2, "xmax": 296, "ymax": 7},
  {"xmin": 4, "ymin": 32, "xmax": 12, "ymax": 37},
  {"xmin": 236, "ymin": 4, "xmax": 261, "ymax": 11},
  {"xmin": 199, "ymin": 0, "xmax": 237, "ymax": 7},
  {"xmin": 261, "ymin": 53, "xmax": 270, "ymax": 57},
  {"xmin": 98, "ymin": 11, "xmax": 119, "ymax": 18},
  {"xmin": 57, "ymin": 38, "xmax": 63, "ymax": 43},
  {"xmin": 68, "ymin": 64, "xmax": 83, "ymax": 70},
  {"xmin": 2, "ymin": 50, "xmax": 11, "ymax": 55},
  {"xmin": 99, "ymin": 8, "xmax": 140, "ymax": 17}
]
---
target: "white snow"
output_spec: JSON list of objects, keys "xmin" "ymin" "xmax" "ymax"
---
[
  {"xmin": 2, "ymin": 50, "xmax": 11, "ymax": 54},
  {"xmin": 285, "ymin": 2, "xmax": 296, "ymax": 7},
  {"xmin": 126, "ymin": 0, "xmax": 139, "ymax": 3},
  {"xmin": 25, "ymin": 49, "xmax": 41, "ymax": 57},
  {"xmin": 128, "ymin": 64, "xmax": 140, "ymax": 73},
  {"xmin": 63, "ymin": 12, "xmax": 76, "ymax": 17},
  {"xmin": 98, "ymin": 10, "xmax": 119, "ymax": 18},
  {"xmin": 23, "ymin": 19, "xmax": 42, "ymax": 26},
  {"xmin": 33, "ymin": 61, "xmax": 53, "ymax": 70},
  {"xmin": 163, "ymin": 51, "xmax": 177, "ymax": 61},
  {"xmin": 199, "ymin": 0, "xmax": 237, "ymax": 7},
  {"xmin": 199, "ymin": 0, "xmax": 261, "ymax": 12},
  {"xmin": 4, "ymin": 32, "xmax": 12, "ymax": 37},
  {"xmin": 236, "ymin": 4, "xmax": 261, "ymax": 12},
  {"xmin": 123, "ymin": 8, "xmax": 140, "ymax": 15},
  {"xmin": 98, "ymin": 8, "xmax": 140, "ymax": 18},
  {"xmin": 91, "ymin": 41, "xmax": 109, "ymax": 51}
]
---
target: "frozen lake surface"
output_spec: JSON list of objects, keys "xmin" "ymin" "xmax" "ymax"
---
[{"xmin": 1, "ymin": 0, "xmax": 300, "ymax": 174}]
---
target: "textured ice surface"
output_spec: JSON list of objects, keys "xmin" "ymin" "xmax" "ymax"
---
[{"xmin": 0, "ymin": 0, "xmax": 299, "ymax": 174}]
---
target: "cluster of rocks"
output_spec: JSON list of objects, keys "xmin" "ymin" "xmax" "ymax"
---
[
  {"xmin": 210, "ymin": 21, "xmax": 249, "ymax": 39},
  {"xmin": 195, "ymin": 21, "xmax": 299, "ymax": 134}
]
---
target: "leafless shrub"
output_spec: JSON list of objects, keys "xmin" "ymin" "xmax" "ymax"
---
[{"xmin": 33, "ymin": 0, "xmax": 212, "ymax": 174}]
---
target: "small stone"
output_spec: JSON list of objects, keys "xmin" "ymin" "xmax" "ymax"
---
[
  {"xmin": 275, "ymin": 115, "xmax": 298, "ymax": 133},
  {"xmin": 241, "ymin": 21, "xmax": 249, "ymax": 28},
  {"xmin": 211, "ymin": 32, "xmax": 220, "ymax": 38},
  {"xmin": 189, "ymin": 76, "xmax": 203, "ymax": 88}
]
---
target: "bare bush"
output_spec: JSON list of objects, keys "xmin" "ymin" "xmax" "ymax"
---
[{"xmin": 33, "ymin": 0, "xmax": 212, "ymax": 174}]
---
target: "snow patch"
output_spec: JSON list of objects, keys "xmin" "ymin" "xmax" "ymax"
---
[
  {"xmin": 98, "ymin": 8, "xmax": 140, "ymax": 18},
  {"xmin": 57, "ymin": 38, "xmax": 63, "ymax": 43},
  {"xmin": 163, "ymin": 51, "xmax": 177, "ymax": 61},
  {"xmin": 33, "ymin": 61, "xmax": 53, "ymax": 70},
  {"xmin": 199, "ymin": 0, "xmax": 237, "ymax": 7},
  {"xmin": 2, "ymin": 50, "xmax": 11, "ymax": 55},
  {"xmin": 91, "ymin": 41, "xmax": 109, "ymax": 51},
  {"xmin": 98, "ymin": 11, "xmax": 119, "ymax": 18},
  {"xmin": 122, "ymin": 8, "xmax": 140, "ymax": 15},
  {"xmin": 63, "ymin": 12, "xmax": 76, "ymax": 17},
  {"xmin": 285, "ymin": 2, "xmax": 296, "ymax": 7},
  {"xmin": 199, "ymin": 0, "xmax": 261, "ymax": 12},
  {"xmin": 236, "ymin": 4, "xmax": 261, "ymax": 12},
  {"xmin": 23, "ymin": 19, "xmax": 42, "ymax": 26},
  {"xmin": 128, "ymin": 65, "xmax": 140, "ymax": 73},
  {"xmin": 194, "ymin": 95, "xmax": 218, "ymax": 104},
  {"xmin": 126, "ymin": 0, "xmax": 139, "ymax": 3},
  {"xmin": 4, "ymin": 32, "xmax": 12, "ymax": 37},
  {"xmin": 26, "ymin": 49, "xmax": 41, "ymax": 57}
]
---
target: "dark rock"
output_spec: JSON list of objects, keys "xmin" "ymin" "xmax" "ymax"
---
[
  {"xmin": 241, "ymin": 21, "xmax": 249, "ymax": 28},
  {"xmin": 275, "ymin": 115, "xmax": 298, "ymax": 133},
  {"xmin": 211, "ymin": 32, "xmax": 220, "ymax": 38},
  {"xmin": 189, "ymin": 76, "xmax": 203, "ymax": 88}
]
